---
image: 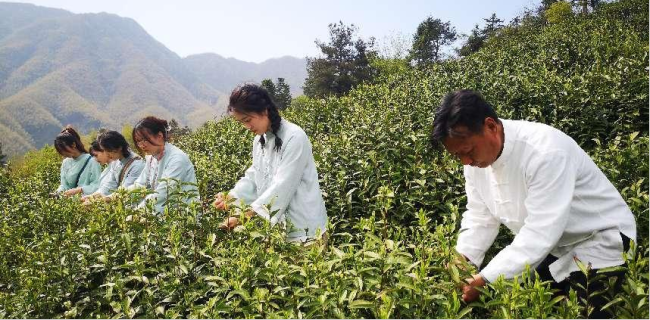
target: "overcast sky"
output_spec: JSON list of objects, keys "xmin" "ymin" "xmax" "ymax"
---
[{"xmin": 9, "ymin": 0, "xmax": 541, "ymax": 62}]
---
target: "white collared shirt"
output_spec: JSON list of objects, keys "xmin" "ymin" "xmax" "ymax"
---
[
  {"xmin": 456, "ymin": 119, "xmax": 636, "ymax": 282},
  {"xmin": 229, "ymin": 119, "xmax": 328, "ymax": 241}
]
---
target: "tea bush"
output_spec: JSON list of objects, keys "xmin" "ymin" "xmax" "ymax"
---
[{"xmin": 0, "ymin": 0, "xmax": 647, "ymax": 318}]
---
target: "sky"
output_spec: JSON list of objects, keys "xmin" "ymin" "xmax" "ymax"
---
[{"xmin": 9, "ymin": 0, "xmax": 541, "ymax": 63}]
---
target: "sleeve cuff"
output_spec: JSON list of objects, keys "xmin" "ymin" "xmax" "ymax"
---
[
  {"xmin": 479, "ymin": 264, "xmax": 500, "ymax": 283},
  {"xmin": 455, "ymin": 244, "xmax": 485, "ymax": 268}
]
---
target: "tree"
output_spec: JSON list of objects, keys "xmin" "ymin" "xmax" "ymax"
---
[
  {"xmin": 541, "ymin": 0, "xmax": 561, "ymax": 10},
  {"xmin": 168, "ymin": 119, "xmax": 190, "ymax": 142},
  {"xmin": 261, "ymin": 78, "xmax": 292, "ymax": 109},
  {"xmin": 458, "ymin": 13, "xmax": 504, "ymax": 57},
  {"xmin": 303, "ymin": 21, "xmax": 377, "ymax": 98},
  {"xmin": 545, "ymin": 1, "xmax": 575, "ymax": 23},
  {"xmin": 408, "ymin": 17, "xmax": 457, "ymax": 65},
  {"xmin": 570, "ymin": 0, "xmax": 601, "ymax": 14},
  {"xmin": 483, "ymin": 13, "xmax": 504, "ymax": 36},
  {"xmin": 261, "ymin": 79, "xmax": 277, "ymax": 100},
  {"xmin": 275, "ymin": 78, "xmax": 292, "ymax": 110},
  {"xmin": 458, "ymin": 25, "xmax": 485, "ymax": 57},
  {"xmin": 0, "ymin": 142, "xmax": 6, "ymax": 166}
]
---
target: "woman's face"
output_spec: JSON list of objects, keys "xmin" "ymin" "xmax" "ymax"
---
[
  {"xmin": 105, "ymin": 149, "xmax": 124, "ymax": 161},
  {"xmin": 231, "ymin": 110, "xmax": 270, "ymax": 136},
  {"xmin": 134, "ymin": 130, "xmax": 165, "ymax": 155},
  {"xmin": 92, "ymin": 150, "xmax": 111, "ymax": 165},
  {"xmin": 59, "ymin": 144, "xmax": 82, "ymax": 159}
]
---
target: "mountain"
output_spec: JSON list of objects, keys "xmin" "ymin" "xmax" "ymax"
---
[
  {"xmin": 183, "ymin": 53, "xmax": 307, "ymax": 97},
  {"xmin": 0, "ymin": 2, "xmax": 307, "ymax": 157}
]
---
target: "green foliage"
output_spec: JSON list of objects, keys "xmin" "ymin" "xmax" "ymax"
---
[
  {"xmin": 262, "ymin": 78, "xmax": 292, "ymax": 110},
  {"xmin": 261, "ymin": 79, "xmax": 277, "ymax": 99},
  {"xmin": 482, "ymin": 13, "xmax": 504, "ymax": 36},
  {"xmin": 303, "ymin": 21, "xmax": 377, "ymax": 98},
  {"xmin": 458, "ymin": 25, "xmax": 486, "ymax": 57},
  {"xmin": 0, "ymin": 1, "xmax": 648, "ymax": 318},
  {"xmin": 275, "ymin": 78, "xmax": 292, "ymax": 110},
  {"xmin": 168, "ymin": 119, "xmax": 191, "ymax": 143},
  {"xmin": 0, "ymin": 142, "xmax": 5, "ymax": 166},
  {"xmin": 457, "ymin": 14, "xmax": 503, "ymax": 57},
  {"xmin": 545, "ymin": 1, "xmax": 575, "ymax": 23},
  {"xmin": 408, "ymin": 16, "xmax": 457, "ymax": 65}
]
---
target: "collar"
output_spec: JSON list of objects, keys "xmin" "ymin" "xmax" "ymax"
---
[
  {"xmin": 119, "ymin": 154, "xmax": 133, "ymax": 165},
  {"xmin": 73, "ymin": 153, "xmax": 89, "ymax": 161},
  {"xmin": 152, "ymin": 143, "xmax": 167, "ymax": 161},
  {"xmin": 491, "ymin": 119, "xmax": 514, "ymax": 168},
  {"xmin": 264, "ymin": 119, "xmax": 287, "ymax": 139}
]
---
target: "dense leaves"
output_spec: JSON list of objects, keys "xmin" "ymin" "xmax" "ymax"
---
[
  {"xmin": 304, "ymin": 22, "xmax": 377, "ymax": 98},
  {"xmin": 0, "ymin": 0, "xmax": 647, "ymax": 318}
]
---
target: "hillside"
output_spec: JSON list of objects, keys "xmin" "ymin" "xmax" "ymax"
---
[
  {"xmin": 183, "ymin": 53, "xmax": 307, "ymax": 96},
  {"xmin": 0, "ymin": 3, "xmax": 307, "ymax": 157}
]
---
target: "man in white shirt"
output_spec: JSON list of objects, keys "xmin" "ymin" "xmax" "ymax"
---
[{"xmin": 431, "ymin": 90, "xmax": 636, "ymax": 318}]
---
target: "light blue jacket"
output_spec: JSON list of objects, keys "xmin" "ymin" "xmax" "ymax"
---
[
  {"xmin": 97, "ymin": 154, "xmax": 145, "ymax": 196},
  {"xmin": 129, "ymin": 143, "xmax": 199, "ymax": 213},
  {"xmin": 56, "ymin": 153, "xmax": 102, "ymax": 195}
]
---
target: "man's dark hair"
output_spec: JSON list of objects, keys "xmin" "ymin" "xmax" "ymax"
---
[{"xmin": 430, "ymin": 90, "xmax": 500, "ymax": 149}]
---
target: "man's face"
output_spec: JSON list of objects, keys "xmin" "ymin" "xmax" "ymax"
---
[{"xmin": 442, "ymin": 118, "xmax": 502, "ymax": 168}]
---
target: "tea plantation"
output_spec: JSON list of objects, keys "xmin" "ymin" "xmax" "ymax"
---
[{"xmin": 0, "ymin": 0, "xmax": 648, "ymax": 318}]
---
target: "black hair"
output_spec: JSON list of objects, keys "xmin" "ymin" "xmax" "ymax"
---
[
  {"xmin": 228, "ymin": 83, "xmax": 283, "ymax": 152},
  {"xmin": 88, "ymin": 140, "xmax": 103, "ymax": 157},
  {"xmin": 54, "ymin": 126, "xmax": 87, "ymax": 155},
  {"xmin": 431, "ymin": 90, "xmax": 501, "ymax": 149},
  {"xmin": 132, "ymin": 116, "xmax": 169, "ymax": 152},
  {"xmin": 98, "ymin": 130, "xmax": 132, "ymax": 158}
]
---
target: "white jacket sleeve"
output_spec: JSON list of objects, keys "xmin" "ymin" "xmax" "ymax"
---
[
  {"xmin": 250, "ymin": 133, "xmax": 309, "ymax": 226},
  {"xmin": 480, "ymin": 151, "xmax": 575, "ymax": 282},
  {"xmin": 456, "ymin": 167, "xmax": 501, "ymax": 267}
]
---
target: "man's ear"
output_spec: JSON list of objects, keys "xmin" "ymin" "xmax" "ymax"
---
[{"xmin": 484, "ymin": 117, "xmax": 499, "ymax": 133}]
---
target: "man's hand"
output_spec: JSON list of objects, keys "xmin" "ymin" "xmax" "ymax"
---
[{"xmin": 461, "ymin": 274, "xmax": 486, "ymax": 303}]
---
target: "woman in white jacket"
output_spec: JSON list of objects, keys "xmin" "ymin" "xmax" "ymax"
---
[{"xmin": 212, "ymin": 84, "xmax": 328, "ymax": 243}]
